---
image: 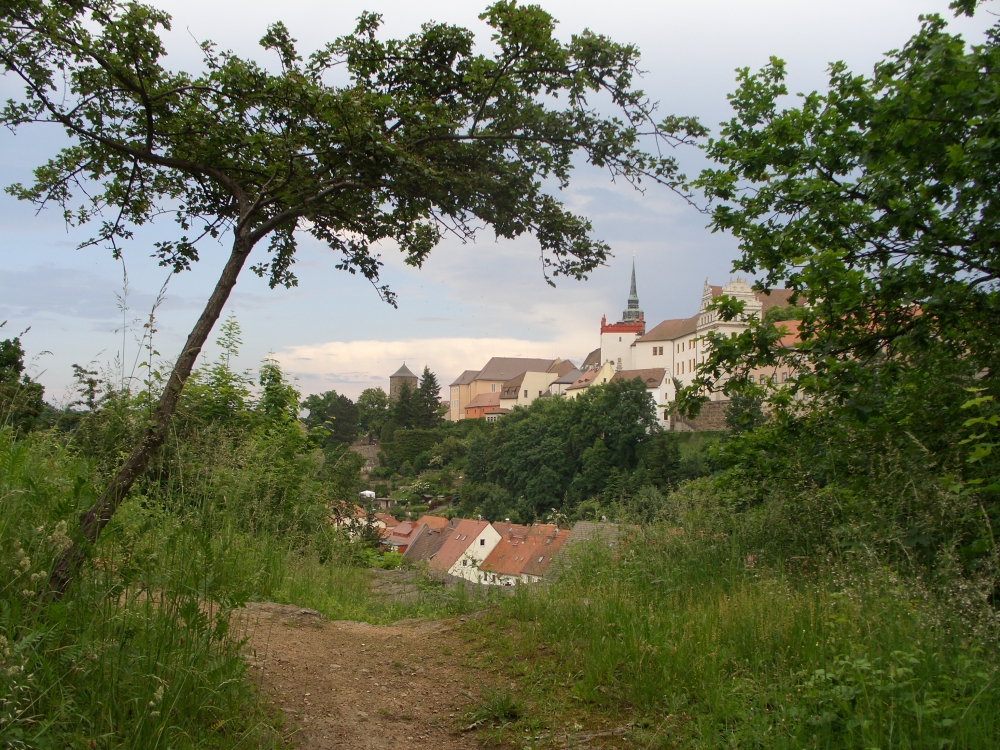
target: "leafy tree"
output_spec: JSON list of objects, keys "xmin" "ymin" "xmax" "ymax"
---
[
  {"xmin": 1, "ymin": 1, "xmax": 697, "ymax": 592},
  {"xmin": 257, "ymin": 359, "xmax": 299, "ymax": 425},
  {"xmin": 689, "ymin": 7, "xmax": 1000, "ymax": 410},
  {"xmin": 356, "ymin": 388, "xmax": 389, "ymax": 438},
  {"xmin": 0, "ymin": 327, "xmax": 45, "ymax": 433},
  {"xmin": 301, "ymin": 390, "xmax": 359, "ymax": 446},
  {"xmin": 465, "ymin": 378, "xmax": 659, "ymax": 519},
  {"xmin": 644, "ymin": 431, "xmax": 682, "ymax": 490}
]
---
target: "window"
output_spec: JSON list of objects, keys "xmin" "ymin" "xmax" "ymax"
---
[
  {"xmin": 731, "ymin": 332, "xmax": 737, "ymax": 339},
  {"xmin": 524, "ymin": 389, "xmax": 528, "ymax": 398},
  {"xmin": 480, "ymin": 539, "xmax": 485, "ymax": 546},
  {"xmin": 619, "ymin": 336, "xmax": 622, "ymax": 342},
  {"xmin": 760, "ymin": 374, "xmax": 767, "ymax": 384},
  {"xmin": 491, "ymin": 383, "xmax": 496, "ymax": 392},
  {"xmin": 782, "ymin": 372, "xmax": 788, "ymax": 382},
  {"xmin": 538, "ymin": 390, "xmax": 543, "ymax": 397}
]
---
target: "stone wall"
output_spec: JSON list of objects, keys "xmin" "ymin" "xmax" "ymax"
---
[
  {"xmin": 389, "ymin": 374, "xmax": 418, "ymax": 401},
  {"xmin": 670, "ymin": 400, "xmax": 729, "ymax": 432}
]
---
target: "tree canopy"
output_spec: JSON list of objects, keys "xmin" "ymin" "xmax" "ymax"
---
[
  {"xmin": 688, "ymin": 8, "xmax": 1000, "ymax": 410},
  {"xmin": 0, "ymin": 0, "xmax": 696, "ymax": 592},
  {"xmin": 301, "ymin": 390, "xmax": 360, "ymax": 446}
]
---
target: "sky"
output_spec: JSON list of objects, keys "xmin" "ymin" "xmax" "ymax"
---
[{"xmin": 1, "ymin": 0, "xmax": 995, "ymax": 403}]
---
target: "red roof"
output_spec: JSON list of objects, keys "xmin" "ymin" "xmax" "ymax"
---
[
  {"xmin": 386, "ymin": 520, "xmax": 423, "ymax": 549},
  {"xmin": 427, "ymin": 519, "xmax": 491, "ymax": 573},
  {"xmin": 601, "ymin": 314, "xmax": 644, "ymax": 335},
  {"xmin": 416, "ymin": 515, "xmax": 450, "ymax": 531},
  {"xmin": 481, "ymin": 523, "xmax": 569, "ymax": 579}
]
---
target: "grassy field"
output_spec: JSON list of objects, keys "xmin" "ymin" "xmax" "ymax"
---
[{"xmin": 465, "ymin": 527, "xmax": 1000, "ymax": 749}]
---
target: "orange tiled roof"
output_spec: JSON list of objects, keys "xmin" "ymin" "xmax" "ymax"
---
[
  {"xmin": 416, "ymin": 515, "xmax": 450, "ymax": 532},
  {"xmin": 466, "ymin": 392, "xmax": 501, "ymax": 409},
  {"xmin": 481, "ymin": 523, "xmax": 568, "ymax": 579},
  {"xmin": 426, "ymin": 519, "xmax": 491, "ymax": 573}
]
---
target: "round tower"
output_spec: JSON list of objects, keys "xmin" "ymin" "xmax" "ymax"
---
[{"xmin": 389, "ymin": 362, "xmax": 419, "ymax": 401}]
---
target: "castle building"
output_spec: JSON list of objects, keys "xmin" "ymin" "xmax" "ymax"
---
[
  {"xmin": 389, "ymin": 362, "xmax": 419, "ymax": 401},
  {"xmin": 599, "ymin": 259, "xmax": 645, "ymax": 372},
  {"xmin": 589, "ymin": 269, "xmax": 796, "ymax": 406}
]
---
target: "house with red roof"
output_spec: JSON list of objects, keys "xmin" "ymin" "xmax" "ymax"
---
[
  {"xmin": 383, "ymin": 520, "xmax": 423, "ymax": 554},
  {"xmin": 426, "ymin": 519, "xmax": 498, "ymax": 582},
  {"xmin": 480, "ymin": 523, "xmax": 571, "ymax": 586}
]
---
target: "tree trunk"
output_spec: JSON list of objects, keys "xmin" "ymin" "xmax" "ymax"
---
[{"xmin": 47, "ymin": 233, "xmax": 253, "ymax": 597}]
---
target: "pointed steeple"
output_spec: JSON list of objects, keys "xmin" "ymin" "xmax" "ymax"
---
[
  {"xmin": 627, "ymin": 258, "xmax": 639, "ymax": 309},
  {"xmin": 622, "ymin": 256, "xmax": 644, "ymax": 323}
]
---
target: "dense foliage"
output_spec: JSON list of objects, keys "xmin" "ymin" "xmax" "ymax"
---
[
  {"xmin": 456, "ymin": 379, "xmax": 693, "ymax": 522},
  {"xmin": 0, "ymin": 328, "xmax": 45, "ymax": 434}
]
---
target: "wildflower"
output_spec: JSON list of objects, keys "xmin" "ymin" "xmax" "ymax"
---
[{"xmin": 46, "ymin": 520, "xmax": 72, "ymax": 552}]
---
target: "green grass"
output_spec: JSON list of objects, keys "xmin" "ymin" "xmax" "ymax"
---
[
  {"xmin": 0, "ymin": 428, "xmax": 284, "ymax": 749},
  {"xmin": 0, "ymin": 427, "xmax": 475, "ymax": 748},
  {"xmin": 467, "ymin": 527, "xmax": 1000, "ymax": 749}
]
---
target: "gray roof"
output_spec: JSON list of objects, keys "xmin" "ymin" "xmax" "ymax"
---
[
  {"xmin": 449, "ymin": 369, "xmax": 480, "ymax": 387},
  {"xmin": 391, "ymin": 363, "xmax": 418, "ymax": 379},
  {"xmin": 553, "ymin": 368, "xmax": 583, "ymax": 385},
  {"xmin": 402, "ymin": 519, "xmax": 457, "ymax": 562},
  {"xmin": 475, "ymin": 357, "xmax": 556, "ymax": 382}
]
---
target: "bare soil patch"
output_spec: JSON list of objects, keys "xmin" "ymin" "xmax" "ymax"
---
[{"xmin": 240, "ymin": 602, "xmax": 489, "ymax": 749}]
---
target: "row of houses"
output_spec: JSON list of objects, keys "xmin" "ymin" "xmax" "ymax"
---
[
  {"xmin": 371, "ymin": 512, "xmax": 616, "ymax": 586},
  {"xmin": 443, "ymin": 262, "xmax": 797, "ymax": 424}
]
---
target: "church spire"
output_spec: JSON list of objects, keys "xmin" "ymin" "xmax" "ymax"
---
[
  {"xmin": 622, "ymin": 256, "xmax": 643, "ymax": 323},
  {"xmin": 627, "ymin": 257, "xmax": 639, "ymax": 309}
]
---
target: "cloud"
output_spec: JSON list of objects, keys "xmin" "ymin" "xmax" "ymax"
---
[{"xmin": 275, "ymin": 333, "xmax": 598, "ymax": 400}]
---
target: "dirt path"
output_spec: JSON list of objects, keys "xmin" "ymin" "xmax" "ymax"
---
[{"xmin": 240, "ymin": 603, "xmax": 489, "ymax": 749}]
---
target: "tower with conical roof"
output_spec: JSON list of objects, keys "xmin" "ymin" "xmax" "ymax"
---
[{"xmin": 389, "ymin": 362, "xmax": 419, "ymax": 401}]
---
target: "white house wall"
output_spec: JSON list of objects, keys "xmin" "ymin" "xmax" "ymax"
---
[{"xmin": 447, "ymin": 524, "xmax": 502, "ymax": 583}]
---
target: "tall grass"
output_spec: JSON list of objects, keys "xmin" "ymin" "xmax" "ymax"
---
[
  {"xmin": 484, "ymin": 526, "xmax": 1000, "ymax": 748},
  {"xmin": 0, "ymin": 427, "xmax": 284, "ymax": 748},
  {"xmin": 0, "ymin": 421, "xmax": 485, "ymax": 747}
]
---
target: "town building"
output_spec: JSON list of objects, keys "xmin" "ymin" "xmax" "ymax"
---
[
  {"xmin": 479, "ymin": 523, "xmax": 571, "ymax": 585},
  {"xmin": 564, "ymin": 360, "xmax": 616, "ymax": 400},
  {"xmin": 599, "ymin": 259, "xmax": 645, "ymax": 373},
  {"xmin": 401, "ymin": 519, "xmax": 456, "ymax": 564},
  {"xmin": 383, "ymin": 520, "xmax": 423, "ymax": 554},
  {"xmin": 426, "ymin": 519, "xmax": 493, "ymax": 577},
  {"xmin": 588, "ymin": 271, "xmax": 796, "ymax": 406},
  {"xmin": 450, "ymin": 357, "xmax": 572, "ymax": 420},
  {"xmin": 548, "ymin": 367, "xmax": 583, "ymax": 396}
]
